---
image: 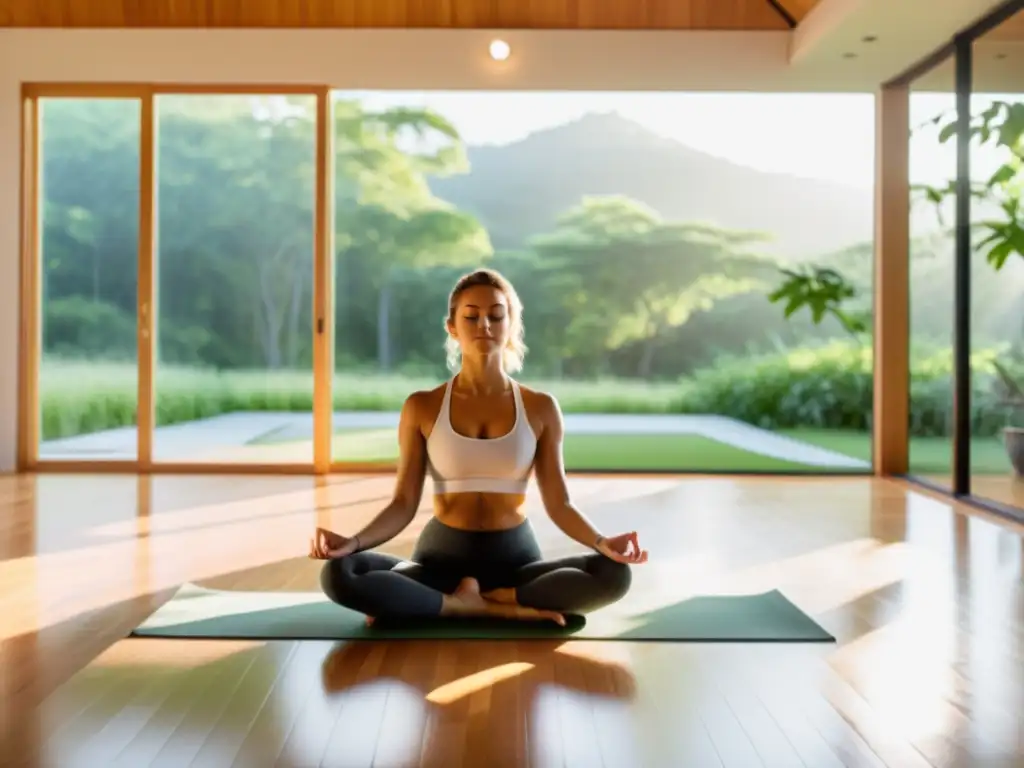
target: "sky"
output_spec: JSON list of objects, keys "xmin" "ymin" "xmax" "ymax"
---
[{"xmin": 337, "ymin": 90, "xmax": 1012, "ymax": 191}]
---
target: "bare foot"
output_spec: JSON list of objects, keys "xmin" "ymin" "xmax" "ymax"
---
[
  {"xmin": 446, "ymin": 578, "xmax": 565, "ymax": 626},
  {"xmin": 480, "ymin": 586, "xmax": 517, "ymax": 605},
  {"xmin": 441, "ymin": 577, "xmax": 489, "ymax": 616}
]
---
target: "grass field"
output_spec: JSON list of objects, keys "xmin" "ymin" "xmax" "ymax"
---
[
  {"xmin": 308, "ymin": 430, "xmax": 858, "ymax": 472},
  {"xmin": 245, "ymin": 427, "xmax": 1011, "ymax": 475},
  {"xmin": 779, "ymin": 428, "xmax": 1012, "ymax": 475}
]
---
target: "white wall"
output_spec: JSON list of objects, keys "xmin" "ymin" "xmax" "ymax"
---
[{"xmin": 0, "ymin": 27, "xmax": 884, "ymax": 472}]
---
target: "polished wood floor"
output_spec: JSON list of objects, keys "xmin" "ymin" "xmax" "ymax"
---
[
  {"xmin": 1, "ymin": 472, "xmax": 1023, "ymax": 767},
  {"xmin": 925, "ymin": 473, "xmax": 1024, "ymax": 511}
]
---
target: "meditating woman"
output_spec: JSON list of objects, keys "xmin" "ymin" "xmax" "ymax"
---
[{"xmin": 309, "ymin": 268, "xmax": 648, "ymax": 625}]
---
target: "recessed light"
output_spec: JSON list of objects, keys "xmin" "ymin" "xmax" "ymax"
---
[
  {"xmin": 843, "ymin": 52, "xmax": 857, "ymax": 59},
  {"xmin": 489, "ymin": 39, "xmax": 511, "ymax": 61},
  {"xmin": 862, "ymin": 35, "xmax": 878, "ymax": 43},
  {"xmin": 996, "ymin": 52, "xmax": 1007, "ymax": 60}
]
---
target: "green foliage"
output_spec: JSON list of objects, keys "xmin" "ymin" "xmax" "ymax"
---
[
  {"xmin": 773, "ymin": 99, "xmax": 1023, "ymax": 351},
  {"xmin": 677, "ymin": 342, "xmax": 1007, "ymax": 437},
  {"xmin": 678, "ymin": 342, "xmax": 870, "ymax": 431},
  {"xmin": 530, "ymin": 196, "xmax": 775, "ymax": 375},
  {"xmin": 38, "ymin": 343, "xmax": 1012, "ymax": 442},
  {"xmin": 766, "ymin": 266, "xmax": 869, "ymax": 337},
  {"xmin": 44, "ymin": 297, "xmax": 136, "ymax": 360},
  {"xmin": 38, "ymin": 360, "xmax": 684, "ymax": 440},
  {"xmin": 918, "ymin": 100, "xmax": 1024, "ymax": 270},
  {"xmin": 47, "ymin": 98, "xmax": 830, "ymax": 382}
]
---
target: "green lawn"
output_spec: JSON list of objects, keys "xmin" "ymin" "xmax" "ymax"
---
[
  {"xmin": 561, "ymin": 434, "xmax": 853, "ymax": 472},
  {"xmin": 320, "ymin": 430, "xmax": 859, "ymax": 472},
  {"xmin": 315, "ymin": 427, "xmax": 1014, "ymax": 475},
  {"xmin": 779, "ymin": 428, "xmax": 1013, "ymax": 475}
]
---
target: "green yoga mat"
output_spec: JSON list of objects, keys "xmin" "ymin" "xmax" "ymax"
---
[{"xmin": 131, "ymin": 583, "xmax": 834, "ymax": 642}]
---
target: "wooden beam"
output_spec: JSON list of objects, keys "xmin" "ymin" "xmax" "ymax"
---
[
  {"xmin": 769, "ymin": 0, "xmax": 822, "ymax": 24},
  {"xmin": 16, "ymin": 93, "xmax": 38, "ymax": 471},
  {"xmin": 137, "ymin": 91, "xmax": 155, "ymax": 470},
  {"xmin": 873, "ymin": 84, "xmax": 910, "ymax": 476},
  {"xmin": 0, "ymin": 0, "xmax": 790, "ymax": 30},
  {"xmin": 313, "ymin": 88, "xmax": 335, "ymax": 476}
]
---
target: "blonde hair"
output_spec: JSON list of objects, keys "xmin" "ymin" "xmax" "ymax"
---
[{"xmin": 444, "ymin": 268, "xmax": 527, "ymax": 374}]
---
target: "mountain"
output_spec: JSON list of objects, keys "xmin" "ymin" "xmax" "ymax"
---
[{"xmin": 429, "ymin": 112, "xmax": 873, "ymax": 259}]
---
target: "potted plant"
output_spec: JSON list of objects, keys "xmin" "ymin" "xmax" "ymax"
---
[{"xmin": 993, "ymin": 359, "xmax": 1024, "ymax": 475}]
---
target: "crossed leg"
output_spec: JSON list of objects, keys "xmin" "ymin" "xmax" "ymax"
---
[
  {"xmin": 321, "ymin": 550, "xmax": 633, "ymax": 625},
  {"xmin": 484, "ymin": 553, "xmax": 633, "ymax": 616},
  {"xmin": 319, "ymin": 551, "xmax": 459, "ymax": 621}
]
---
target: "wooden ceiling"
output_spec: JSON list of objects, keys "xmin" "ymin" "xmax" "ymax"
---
[
  {"xmin": 770, "ymin": 1, "xmax": 821, "ymax": 26},
  {"xmin": 982, "ymin": 7, "xmax": 1024, "ymax": 41},
  {"xmin": 0, "ymin": 0, "xmax": 824, "ymax": 30}
]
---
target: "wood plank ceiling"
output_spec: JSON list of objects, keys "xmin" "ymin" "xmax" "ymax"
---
[
  {"xmin": 769, "ymin": 0, "xmax": 821, "ymax": 26},
  {"xmin": 0, "ymin": 0, "xmax": 823, "ymax": 30}
]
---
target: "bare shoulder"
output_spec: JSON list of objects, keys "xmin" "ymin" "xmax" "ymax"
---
[
  {"xmin": 518, "ymin": 383, "xmax": 560, "ymax": 414},
  {"xmin": 517, "ymin": 383, "xmax": 563, "ymax": 435},
  {"xmin": 402, "ymin": 383, "xmax": 447, "ymax": 436}
]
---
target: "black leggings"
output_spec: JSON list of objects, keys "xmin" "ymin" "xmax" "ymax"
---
[{"xmin": 320, "ymin": 517, "xmax": 632, "ymax": 620}]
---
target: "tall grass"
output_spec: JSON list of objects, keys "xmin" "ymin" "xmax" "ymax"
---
[
  {"xmin": 38, "ymin": 341, "xmax": 1011, "ymax": 441},
  {"xmin": 39, "ymin": 359, "xmax": 683, "ymax": 440}
]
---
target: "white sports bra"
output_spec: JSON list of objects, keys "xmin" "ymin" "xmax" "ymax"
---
[{"xmin": 426, "ymin": 378, "xmax": 537, "ymax": 495}]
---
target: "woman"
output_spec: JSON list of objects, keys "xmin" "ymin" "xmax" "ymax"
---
[{"xmin": 309, "ymin": 268, "xmax": 648, "ymax": 626}]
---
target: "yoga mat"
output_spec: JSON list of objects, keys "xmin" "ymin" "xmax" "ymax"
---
[{"xmin": 131, "ymin": 583, "xmax": 835, "ymax": 642}]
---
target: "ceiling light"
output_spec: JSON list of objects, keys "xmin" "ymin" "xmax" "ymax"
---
[{"xmin": 489, "ymin": 39, "xmax": 511, "ymax": 61}]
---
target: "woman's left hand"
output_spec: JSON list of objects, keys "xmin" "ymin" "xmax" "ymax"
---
[{"xmin": 596, "ymin": 531, "xmax": 649, "ymax": 564}]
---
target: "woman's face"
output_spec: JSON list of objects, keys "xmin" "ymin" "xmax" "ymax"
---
[{"xmin": 448, "ymin": 284, "xmax": 510, "ymax": 359}]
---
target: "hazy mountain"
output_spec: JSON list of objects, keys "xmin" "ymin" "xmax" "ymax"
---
[{"xmin": 429, "ymin": 112, "xmax": 873, "ymax": 259}]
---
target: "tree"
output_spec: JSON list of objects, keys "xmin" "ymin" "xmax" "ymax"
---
[
  {"xmin": 332, "ymin": 99, "xmax": 492, "ymax": 370},
  {"xmin": 531, "ymin": 196, "xmax": 775, "ymax": 376},
  {"xmin": 40, "ymin": 96, "xmax": 493, "ymax": 372},
  {"xmin": 156, "ymin": 95, "xmax": 318, "ymax": 369}
]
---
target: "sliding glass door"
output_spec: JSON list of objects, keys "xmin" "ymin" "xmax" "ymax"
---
[
  {"xmin": 907, "ymin": 60, "xmax": 957, "ymax": 489},
  {"xmin": 151, "ymin": 93, "xmax": 318, "ymax": 467},
  {"xmin": 968, "ymin": 5, "xmax": 1024, "ymax": 512},
  {"xmin": 898, "ymin": 0, "xmax": 1024, "ymax": 520},
  {"xmin": 21, "ymin": 86, "xmax": 328, "ymax": 473},
  {"xmin": 33, "ymin": 96, "xmax": 143, "ymax": 463}
]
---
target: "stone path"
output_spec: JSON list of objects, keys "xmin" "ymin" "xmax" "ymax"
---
[{"xmin": 39, "ymin": 411, "xmax": 868, "ymax": 469}]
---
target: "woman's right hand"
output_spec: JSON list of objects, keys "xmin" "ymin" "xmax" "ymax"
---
[{"xmin": 309, "ymin": 527, "xmax": 359, "ymax": 560}]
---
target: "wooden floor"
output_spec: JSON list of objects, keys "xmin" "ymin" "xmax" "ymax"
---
[
  {"xmin": 1, "ymin": 473, "xmax": 1023, "ymax": 768},
  {"xmin": 926, "ymin": 474, "xmax": 1024, "ymax": 511}
]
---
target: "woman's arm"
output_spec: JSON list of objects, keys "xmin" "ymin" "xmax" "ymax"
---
[
  {"xmin": 532, "ymin": 393, "xmax": 606, "ymax": 549},
  {"xmin": 533, "ymin": 393, "xmax": 648, "ymax": 565},
  {"xmin": 348, "ymin": 393, "xmax": 428, "ymax": 551}
]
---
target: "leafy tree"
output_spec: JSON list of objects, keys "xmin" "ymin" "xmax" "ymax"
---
[
  {"xmin": 332, "ymin": 99, "xmax": 492, "ymax": 369},
  {"xmin": 44, "ymin": 98, "xmax": 915, "ymax": 383},
  {"xmin": 40, "ymin": 97, "xmax": 491, "ymax": 373},
  {"xmin": 160, "ymin": 96, "xmax": 320, "ymax": 369},
  {"xmin": 532, "ymin": 196, "xmax": 774, "ymax": 376}
]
